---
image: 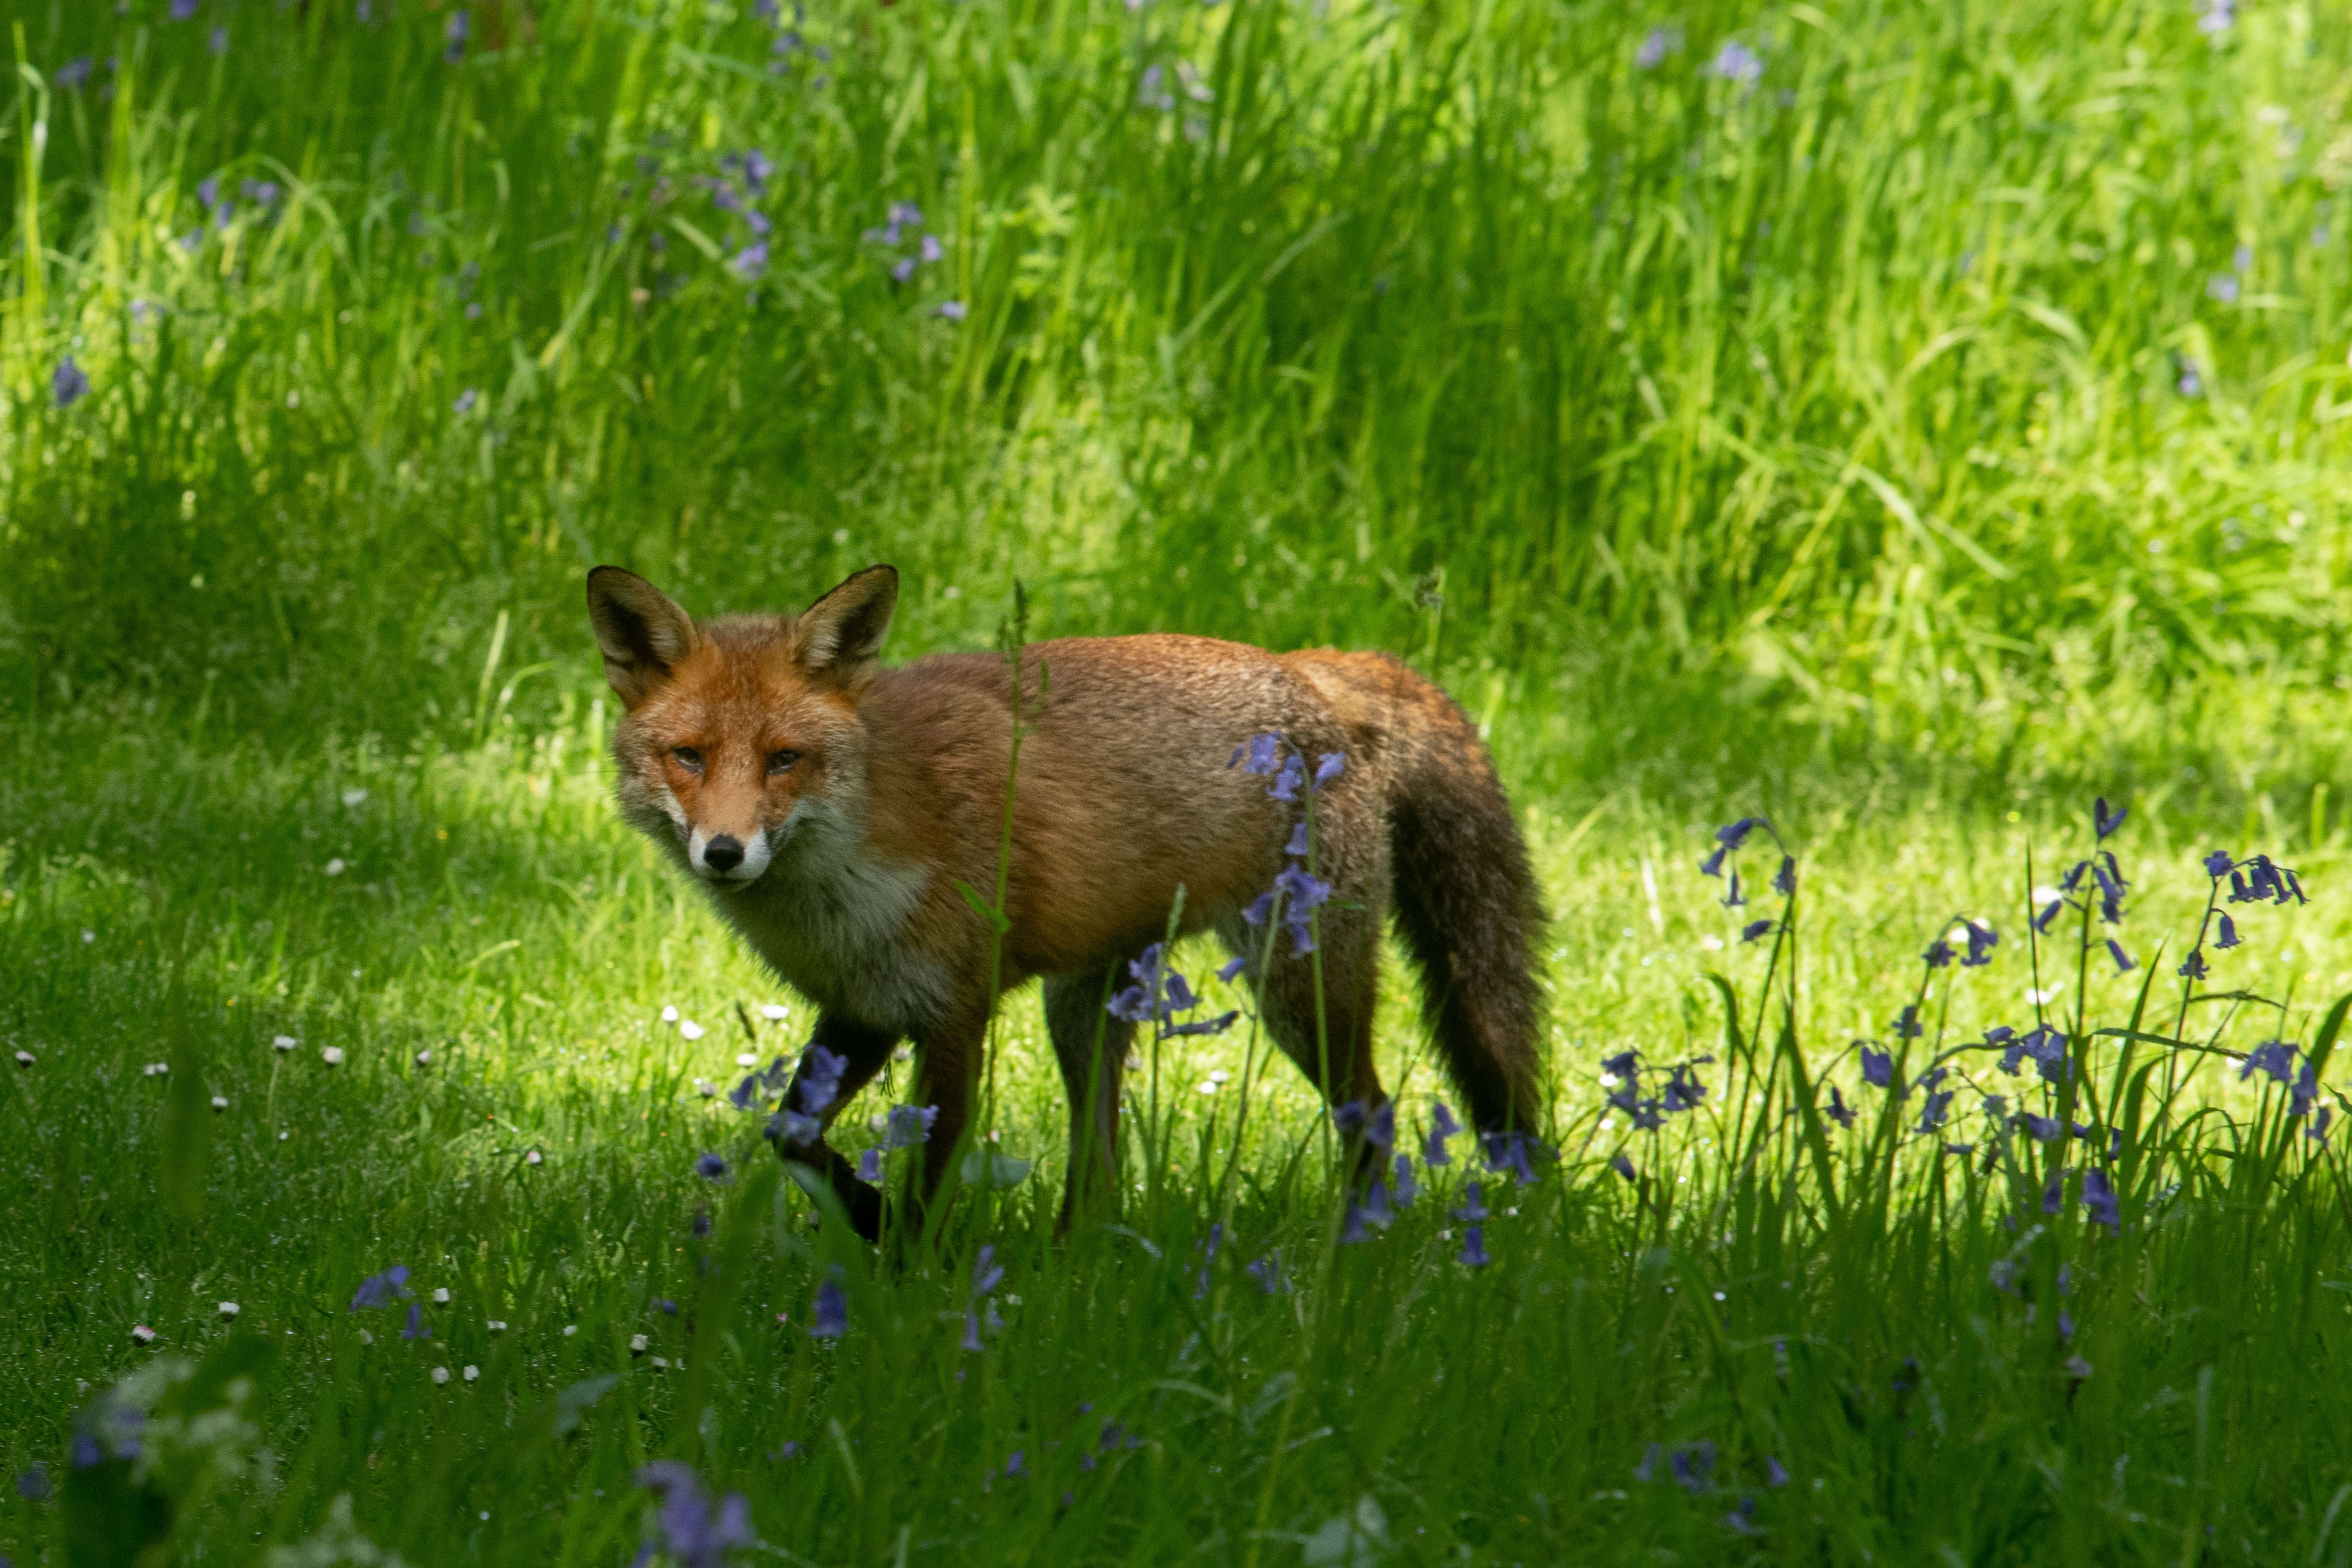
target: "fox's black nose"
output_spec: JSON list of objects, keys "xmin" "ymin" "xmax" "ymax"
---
[{"xmin": 703, "ymin": 835, "xmax": 745, "ymax": 873}]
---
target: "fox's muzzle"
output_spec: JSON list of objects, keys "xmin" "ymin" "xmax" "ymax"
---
[{"xmin": 688, "ymin": 825, "xmax": 775, "ymax": 884}]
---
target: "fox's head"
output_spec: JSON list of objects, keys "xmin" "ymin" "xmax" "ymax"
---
[{"xmin": 585, "ymin": 564, "xmax": 898, "ymax": 886}]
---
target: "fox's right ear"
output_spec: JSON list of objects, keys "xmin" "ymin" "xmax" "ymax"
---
[{"xmin": 586, "ymin": 567, "xmax": 696, "ymax": 710}]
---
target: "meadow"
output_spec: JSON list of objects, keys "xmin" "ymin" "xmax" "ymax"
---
[{"xmin": 5, "ymin": 0, "xmax": 2352, "ymax": 1562}]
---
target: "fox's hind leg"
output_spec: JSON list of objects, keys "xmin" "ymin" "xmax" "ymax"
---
[
  {"xmin": 1043, "ymin": 965, "xmax": 1136, "ymax": 1234},
  {"xmin": 1216, "ymin": 882, "xmax": 1390, "ymax": 1183}
]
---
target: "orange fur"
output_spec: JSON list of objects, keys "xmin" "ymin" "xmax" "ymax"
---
[{"xmin": 587, "ymin": 565, "xmax": 1547, "ymax": 1238}]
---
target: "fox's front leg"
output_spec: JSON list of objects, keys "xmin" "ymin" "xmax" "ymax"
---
[
  {"xmin": 904, "ymin": 1001, "xmax": 988, "ymax": 1239},
  {"xmin": 769, "ymin": 1013, "xmax": 899, "ymax": 1243}
]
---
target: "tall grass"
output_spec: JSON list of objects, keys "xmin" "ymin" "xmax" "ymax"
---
[{"xmin": 2, "ymin": 0, "xmax": 2350, "ymax": 784}]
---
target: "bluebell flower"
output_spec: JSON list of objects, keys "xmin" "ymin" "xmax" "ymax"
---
[
  {"xmin": 857, "ymin": 1148, "xmax": 882, "ymax": 1182},
  {"xmin": 351, "ymin": 1265, "xmax": 413, "ymax": 1310},
  {"xmin": 2106, "ymin": 939, "xmax": 2135, "ymax": 974},
  {"xmin": 2203, "ymin": 850, "xmax": 2235, "ymax": 878},
  {"xmin": 1670, "ymin": 1440, "xmax": 1717, "ymax": 1494},
  {"xmin": 2292, "ymin": 1061, "xmax": 2320, "ymax": 1119},
  {"xmin": 2043, "ymin": 1169, "xmax": 2065, "ymax": 1215},
  {"xmin": 769, "ymin": 1109, "xmax": 821, "ymax": 1147},
  {"xmin": 1740, "ymin": 919, "xmax": 1775, "ymax": 943},
  {"xmin": 1721, "ymin": 869, "xmax": 1746, "ymax": 908},
  {"xmin": 2093, "ymin": 861, "xmax": 2127, "ymax": 924},
  {"xmin": 655, "ymin": 1298, "xmax": 679, "ymax": 1317},
  {"xmin": 2215, "ymin": 913, "xmax": 2243, "ymax": 949},
  {"xmin": 889, "ymin": 201, "xmax": 924, "ymax": 227},
  {"xmin": 1268, "ymin": 754, "xmax": 1305, "ymax": 801},
  {"xmin": 1601, "ymin": 1050, "xmax": 1638, "ymax": 1079},
  {"xmin": 453, "ymin": 389, "xmax": 477, "ymax": 415},
  {"xmin": 1483, "ymin": 1132, "xmax": 1540, "ymax": 1185},
  {"xmin": 444, "ymin": 10, "xmax": 469, "ymax": 64},
  {"xmin": 745, "ymin": 210, "xmax": 773, "ymax": 238},
  {"xmin": 1826, "ymin": 1085, "xmax": 1856, "ymax": 1128},
  {"xmin": 2310, "ymin": 1106, "xmax": 2334, "ymax": 1144},
  {"xmin": 1635, "ymin": 24, "xmax": 1681, "ymax": 67},
  {"xmin": 884, "ymin": 1105, "xmax": 936, "ymax": 1151},
  {"xmin": 1240, "ymin": 891, "xmax": 1275, "ymax": 927},
  {"xmin": 2081, "ymin": 1168, "xmax": 2120, "ymax": 1234},
  {"xmin": 171, "ymin": 0, "xmax": 198, "ymax": 18},
  {"xmin": 634, "ymin": 1459, "xmax": 752, "ymax": 1568},
  {"xmin": 53, "ymin": 357, "xmax": 89, "ymax": 409},
  {"xmin": 1332, "ymin": 1099, "xmax": 1395, "ymax": 1150},
  {"xmin": 1892, "ymin": 1006, "xmax": 1923, "ymax": 1040},
  {"xmin": 692, "ymin": 1209, "xmax": 713, "ymax": 1238},
  {"xmin": 1722, "ymin": 1496, "xmax": 1759, "ymax": 1531},
  {"xmin": 695, "ymin": 1152, "xmax": 728, "ymax": 1181},
  {"xmin": 1457, "ymin": 1227, "xmax": 1490, "ymax": 1266},
  {"xmin": 1963, "ymin": 922, "xmax": 1998, "ymax": 967},
  {"xmin": 1229, "ymin": 733, "xmax": 1281, "ymax": 774},
  {"xmin": 891, "ymin": 256, "xmax": 916, "ymax": 284},
  {"xmin": 2242, "ymin": 1040, "xmax": 2296, "ymax": 1084},
  {"xmin": 1772, "ymin": 856, "xmax": 1796, "ymax": 896},
  {"xmin": 971, "ymin": 1244, "xmax": 1004, "ymax": 1299},
  {"xmin": 961, "ymin": 1310, "xmax": 985, "ymax": 1352},
  {"xmin": 1916, "ymin": 1065, "xmax": 1947, "ymax": 1094},
  {"xmin": 743, "ymin": 150, "xmax": 774, "ymax": 191},
  {"xmin": 1312, "ymin": 753, "xmax": 1345, "ymax": 790},
  {"xmin": 799, "ymin": 1046, "xmax": 848, "ymax": 1114},
  {"xmin": 1767, "ymin": 1457, "xmax": 1789, "ymax": 1488},
  {"xmin": 1423, "ymin": 1102, "xmax": 1460, "ymax": 1166},
  {"xmin": 1611, "ymin": 1152, "xmax": 1638, "ymax": 1181},
  {"xmin": 1634, "ymin": 1444, "xmax": 1661, "ymax": 1482},
  {"xmin": 1698, "ymin": 844, "xmax": 1730, "ymax": 879},
  {"xmin": 809, "ymin": 1274, "xmax": 848, "ymax": 1339},
  {"xmin": 1273, "ymin": 866, "xmax": 1332, "ymax": 954},
  {"xmin": 1246, "ymin": 1253, "xmax": 1287, "ymax": 1294},
  {"xmin": 2019, "ymin": 1113, "xmax": 2059, "ymax": 1142},
  {"xmin": 1216, "ymin": 954, "xmax": 1248, "ymax": 984},
  {"xmin": 2178, "ymin": 949, "xmax": 2210, "ymax": 981},
  {"xmin": 1452, "ymin": 1182, "xmax": 1490, "ymax": 1222},
  {"xmin": 1714, "ymin": 817, "xmax": 1767, "ymax": 853},
  {"xmin": 2024, "ymin": 1026, "xmax": 2069, "ymax": 1084},
  {"xmin": 731, "ymin": 241, "xmax": 769, "ymax": 280},
  {"xmin": 401, "ymin": 1303, "xmax": 430, "ymax": 1341},
  {"xmin": 2094, "ymin": 797, "xmax": 2128, "ymax": 840},
  {"xmin": 1861, "ymin": 1048, "xmax": 1893, "ymax": 1089},
  {"xmin": 919, "ymin": 233, "xmax": 943, "ymax": 263},
  {"xmin": 936, "ymin": 301, "xmax": 968, "ymax": 321},
  {"xmin": 1914, "ymin": 1091, "xmax": 1954, "ymax": 1135},
  {"xmin": 1923, "ymin": 939, "xmax": 1955, "ymax": 969},
  {"xmin": 1390, "ymin": 1153, "xmax": 1418, "ymax": 1207},
  {"xmin": 2033, "ymin": 898, "xmax": 2065, "ymax": 933},
  {"xmin": 1337, "ymin": 1200, "xmax": 1372, "ymax": 1244},
  {"xmin": 1284, "ymin": 821, "xmax": 1311, "ymax": 858},
  {"xmin": 1710, "ymin": 40, "xmax": 1763, "ymax": 82},
  {"xmin": 55, "ymin": 57, "xmax": 93, "ymax": 89},
  {"xmin": 1660, "ymin": 1064, "xmax": 1708, "ymax": 1114}
]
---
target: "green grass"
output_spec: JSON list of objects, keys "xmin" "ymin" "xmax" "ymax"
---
[{"xmin": 6, "ymin": 0, "xmax": 2352, "ymax": 1562}]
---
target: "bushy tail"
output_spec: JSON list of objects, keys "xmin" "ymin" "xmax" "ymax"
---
[{"xmin": 1385, "ymin": 688, "xmax": 1547, "ymax": 1136}]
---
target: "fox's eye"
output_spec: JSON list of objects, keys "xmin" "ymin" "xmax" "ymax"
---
[
  {"xmin": 672, "ymin": 747, "xmax": 705, "ymax": 773},
  {"xmin": 766, "ymin": 749, "xmax": 802, "ymax": 776}
]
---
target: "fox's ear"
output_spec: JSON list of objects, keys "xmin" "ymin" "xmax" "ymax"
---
[
  {"xmin": 586, "ymin": 567, "xmax": 696, "ymax": 710},
  {"xmin": 793, "ymin": 565, "xmax": 898, "ymax": 689}
]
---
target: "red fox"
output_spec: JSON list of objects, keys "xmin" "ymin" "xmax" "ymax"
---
[{"xmin": 587, "ymin": 564, "xmax": 1546, "ymax": 1238}]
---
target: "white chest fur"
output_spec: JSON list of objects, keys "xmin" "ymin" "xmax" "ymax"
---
[{"xmin": 710, "ymin": 821, "xmax": 944, "ymax": 1034}]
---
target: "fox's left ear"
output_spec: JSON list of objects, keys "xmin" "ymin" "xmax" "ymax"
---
[
  {"xmin": 587, "ymin": 567, "xmax": 697, "ymax": 710},
  {"xmin": 793, "ymin": 565, "xmax": 898, "ymax": 690}
]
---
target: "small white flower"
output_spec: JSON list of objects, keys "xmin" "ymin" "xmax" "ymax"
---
[
  {"xmin": 432, "ymin": 1287, "xmax": 451, "ymax": 1304},
  {"xmin": 219, "ymin": 1302, "xmax": 240, "ymax": 1321},
  {"xmin": 462, "ymin": 1364, "xmax": 479, "ymax": 1382},
  {"xmin": 415, "ymin": 1049, "xmax": 434, "ymax": 1066},
  {"xmin": 431, "ymin": 1365, "xmax": 451, "ymax": 1385},
  {"xmin": 1208, "ymin": 1069, "xmax": 1231, "ymax": 1084},
  {"xmin": 325, "ymin": 859, "xmax": 347, "ymax": 876},
  {"xmin": 694, "ymin": 1078, "xmax": 717, "ymax": 1097},
  {"xmin": 82, "ymin": 929, "xmax": 97, "ymax": 943},
  {"xmin": 273, "ymin": 1035, "xmax": 298, "ymax": 1052},
  {"xmin": 487, "ymin": 1320, "xmax": 507, "ymax": 1334},
  {"xmin": 132, "ymin": 1325, "xmax": 158, "ymax": 1345},
  {"xmin": 1699, "ymin": 934, "xmax": 1726, "ymax": 951},
  {"xmin": 12, "ymin": 1051, "xmax": 33, "ymax": 1069},
  {"xmin": 679, "ymin": 1020, "xmax": 705, "ymax": 1041},
  {"xmin": 145, "ymin": 1062, "xmax": 169, "ymax": 1077},
  {"xmin": 321, "ymin": 1047, "xmax": 345, "ymax": 1067},
  {"xmin": 524, "ymin": 1148, "xmax": 543, "ymax": 1166},
  {"xmin": 651, "ymin": 1355, "xmax": 670, "ymax": 1369},
  {"xmin": 629, "ymin": 1334, "xmax": 648, "ymax": 1355},
  {"xmin": 341, "ymin": 787, "xmax": 370, "ymax": 807},
  {"xmin": 562, "ymin": 1324, "xmax": 577, "ymax": 1336},
  {"xmin": 661, "ymin": 1005, "xmax": 680, "ymax": 1023},
  {"xmin": 358, "ymin": 1328, "xmax": 374, "ymax": 1345},
  {"xmin": 211, "ymin": 1095, "xmax": 229, "ymax": 1112},
  {"xmin": 760, "ymin": 1003, "xmax": 789, "ymax": 1021},
  {"xmin": 278, "ymin": 1129, "xmax": 291, "ymax": 1141},
  {"xmin": 734, "ymin": 1052, "xmax": 758, "ymax": 1069},
  {"xmin": 868, "ymin": 1113, "xmax": 888, "ymax": 1132},
  {"xmin": 1197, "ymin": 1080, "xmax": 1220, "ymax": 1094}
]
